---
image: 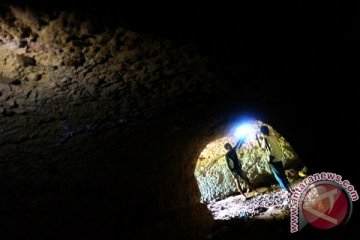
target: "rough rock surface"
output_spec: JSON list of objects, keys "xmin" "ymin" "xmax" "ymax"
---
[
  {"xmin": 207, "ymin": 188, "xmax": 291, "ymax": 220},
  {"xmin": 1, "ymin": 3, "xmax": 357, "ymax": 240},
  {"xmin": 195, "ymin": 122, "xmax": 304, "ymax": 202},
  {"xmin": 1, "ymin": 6, "xmax": 221, "ymax": 239}
]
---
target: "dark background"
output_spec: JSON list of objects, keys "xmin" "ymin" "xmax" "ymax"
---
[{"xmin": 52, "ymin": 0, "xmax": 360, "ymax": 179}]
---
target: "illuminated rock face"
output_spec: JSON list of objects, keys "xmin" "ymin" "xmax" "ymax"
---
[
  {"xmin": 0, "ymin": 6, "xmax": 214, "ymax": 118},
  {"xmin": 195, "ymin": 122, "xmax": 304, "ymax": 202}
]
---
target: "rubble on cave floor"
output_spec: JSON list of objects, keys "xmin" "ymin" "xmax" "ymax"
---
[{"xmin": 207, "ymin": 186, "xmax": 291, "ymax": 221}]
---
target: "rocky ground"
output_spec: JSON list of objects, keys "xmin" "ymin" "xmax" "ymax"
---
[
  {"xmin": 207, "ymin": 184, "xmax": 298, "ymax": 239},
  {"xmin": 208, "ymin": 186, "xmax": 291, "ymax": 221}
]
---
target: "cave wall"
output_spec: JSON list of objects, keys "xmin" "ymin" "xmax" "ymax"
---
[
  {"xmin": 1, "ymin": 2, "xmax": 359, "ymax": 239},
  {"xmin": 0, "ymin": 6, "xmax": 224, "ymax": 239}
]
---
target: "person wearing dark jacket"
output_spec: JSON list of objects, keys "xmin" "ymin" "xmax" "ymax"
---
[{"xmin": 224, "ymin": 139, "xmax": 258, "ymax": 199}]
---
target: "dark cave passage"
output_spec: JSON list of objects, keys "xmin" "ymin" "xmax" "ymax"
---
[{"xmin": 1, "ymin": 2, "xmax": 359, "ymax": 239}]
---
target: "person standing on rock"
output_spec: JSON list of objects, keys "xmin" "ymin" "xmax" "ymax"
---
[
  {"xmin": 259, "ymin": 125, "xmax": 292, "ymax": 194},
  {"xmin": 224, "ymin": 140, "xmax": 258, "ymax": 199}
]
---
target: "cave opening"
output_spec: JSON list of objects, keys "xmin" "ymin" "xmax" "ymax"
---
[{"xmin": 194, "ymin": 119, "xmax": 308, "ymax": 222}]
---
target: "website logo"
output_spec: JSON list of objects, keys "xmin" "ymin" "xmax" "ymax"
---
[{"xmin": 290, "ymin": 172, "xmax": 358, "ymax": 233}]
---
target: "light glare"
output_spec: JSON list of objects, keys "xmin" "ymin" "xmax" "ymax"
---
[{"xmin": 234, "ymin": 123, "xmax": 254, "ymax": 139}]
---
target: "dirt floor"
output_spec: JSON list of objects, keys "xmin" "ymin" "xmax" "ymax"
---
[
  {"xmin": 207, "ymin": 186, "xmax": 290, "ymax": 221},
  {"xmin": 206, "ymin": 181, "xmax": 358, "ymax": 240},
  {"xmin": 207, "ymin": 184, "xmax": 296, "ymax": 239}
]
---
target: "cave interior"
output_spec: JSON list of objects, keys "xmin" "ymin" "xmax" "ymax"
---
[{"xmin": 0, "ymin": 1, "xmax": 359, "ymax": 239}]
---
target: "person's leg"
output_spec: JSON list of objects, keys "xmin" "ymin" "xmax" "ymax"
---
[
  {"xmin": 238, "ymin": 169, "xmax": 258, "ymax": 193},
  {"xmin": 273, "ymin": 162, "xmax": 292, "ymax": 192},
  {"xmin": 232, "ymin": 174, "xmax": 246, "ymax": 197},
  {"xmin": 242, "ymin": 177, "xmax": 257, "ymax": 192},
  {"xmin": 270, "ymin": 163, "xmax": 290, "ymax": 192},
  {"xmin": 278, "ymin": 166, "xmax": 290, "ymax": 186},
  {"xmin": 236, "ymin": 179, "xmax": 246, "ymax": 196}
]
